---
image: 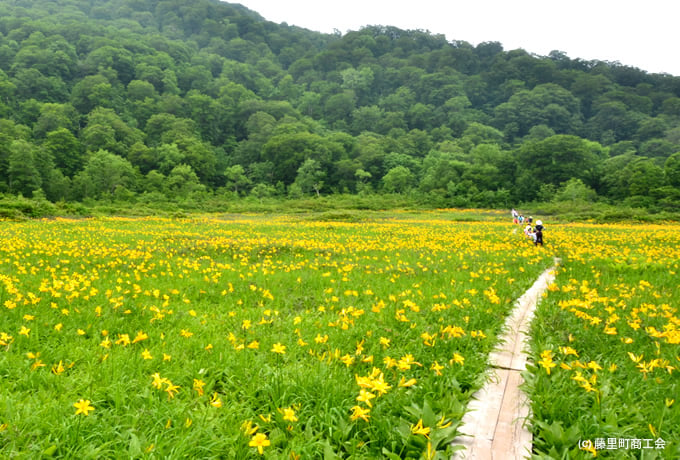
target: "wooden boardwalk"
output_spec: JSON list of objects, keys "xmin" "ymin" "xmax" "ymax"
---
[{"xmin": 453, "ymin": 263, "xmax": 558, "ymax": 459}]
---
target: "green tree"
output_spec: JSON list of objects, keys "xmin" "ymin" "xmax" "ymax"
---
[
  {"xmin": 262, "ymin": 132, "xmax": 336, "ymax": 185},
  {"xmin": 664, "ymin": 152, "xmax": 680, "ymax": 187},
  {"xmin": 7, "ymin": 140, "xmax": 41, "ymax": 196},
  {"xmin": 355, "ymin": 168, "xmax": 373, "ymax": 194},
  {"xmin": 167, "ymin": 164, "xmax": 205, "ymax": 197},
  {"xmin": 516, "ymin": 135, "xmax": 606, "ymax": 191},
  {"xmin": 250, "ymin": 183, "xmax": 276, "ymax": 202},
  {"xmin": 324, "ymin": 91, "xmax": 355, "ymax": 126},
  {"xmin": 33, "ymin": 103, "xmax": 79, "ymax": 138},
  {"xmin": 553, "ymin": 178, "xmax": 598, "ymax": 202},
  {"xmin": 83, "ymin": 108, "xmax": 145, "ymax": 157},
  {"xmin": 72, "ymin": 149, "xmax": 137, "ymax": 199},
  {"xmin": 294, "ymin": 159, "xmax": 325, "ymax": 197},
  {"xmin": 382, "ymin": 166, "xmax": 414, "ymax": 193},
  {"xmin": 71, "ymin": 74, "xmax": 119, "ymax": 113},
  {"xmin": 225, "ymin": 164, "xmax": 251, "ymax": 195},
  {"xmin": 493, "ymin": 83, "xmax": 581, "ymax": 139},
  {"xmin": 127, "ymin": 80, "xmax": 157, "ymax": 101}
]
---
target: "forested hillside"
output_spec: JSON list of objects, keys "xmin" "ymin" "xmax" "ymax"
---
[{"xmin": 1, "ymin": 0, "xmax": 680, "ymax": 210}]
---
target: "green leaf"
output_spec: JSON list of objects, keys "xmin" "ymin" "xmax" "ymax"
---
[
  {"xmin": 42, "ymin": 445, "xmax": 58, "ymax": 457},
  {"xmin": 422, "ymin": 399, "xmax": 436, "ymax": 427},
  {"xmin": 380, "ymin": 447, "xmax": 402, "ymax": 460},
  {"xmin": 128, "ymin": 432, "xmax": 141, "ymax": 457},
  {"xmin": 323, "ymin": 440, "xmax": 340, "ymax": 460}
]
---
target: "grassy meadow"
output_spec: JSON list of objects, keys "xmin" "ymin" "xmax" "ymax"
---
[
  {"xmin": 525, "ymin": 222, "xmax": 680, "ymax": 459},
  {"xmin": 0, "ymin": 211, "xmax": 677, "ymax": 458}
]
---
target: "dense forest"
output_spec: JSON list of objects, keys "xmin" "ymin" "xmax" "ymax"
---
[{"xmin": 1, "ymin": 0, "xmax": 680, "ymax": 211}]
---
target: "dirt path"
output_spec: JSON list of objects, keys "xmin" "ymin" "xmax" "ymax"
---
[{"xmin": 453, "ymin": 260, "xmax": 559, "ymax": 459}]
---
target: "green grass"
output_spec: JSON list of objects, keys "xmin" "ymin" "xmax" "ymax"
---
[
  {"xmin": 525, "ymin": 222, "xmax": 680, "ymax": 459},
  {"xmin": 0, "ymin": 214, "xmax": 553, "ymax": 458}
]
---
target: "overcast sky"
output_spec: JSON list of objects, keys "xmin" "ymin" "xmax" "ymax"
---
[{"xmin": 232, "ymin": 0, "xmax": 678, "ymax": 76}]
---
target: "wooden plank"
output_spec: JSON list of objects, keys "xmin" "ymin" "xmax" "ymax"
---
[{"xmin": 452, "ymin": 261, "xmax": 557, "ymax": 459}]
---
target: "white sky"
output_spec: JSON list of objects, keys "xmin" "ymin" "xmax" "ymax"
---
[{"xmin": 233, "ymin": 0, "xmax": 679, "ymax": 77}]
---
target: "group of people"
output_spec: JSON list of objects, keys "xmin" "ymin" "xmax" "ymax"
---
[{"xmin": 511, "ymin": 209, "xmax": 544, "ymax": 246}]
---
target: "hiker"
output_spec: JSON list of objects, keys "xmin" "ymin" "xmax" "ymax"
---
[
  {"xmin": 511, "ymin": 208, "xmax": 518, "ymax": 224},
  {"xmin": 534, "ymin": 220, "xmax": 544, "ymax": 246}
]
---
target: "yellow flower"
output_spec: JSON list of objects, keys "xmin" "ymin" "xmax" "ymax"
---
[
  {"xmin": 0, "ymin": 332, "xmax": 13, "ymax": 346},
  {"xmin": 281, "ymin": 407, "xmax": 297, "ymax": 422},
  {"xmin": 132, "ymin": 331, "xmax": 149, "ymax": 344},
  {"xmin": 19, "ymin": 326, "xmax": 30, "ymax": 337},
  {"xmin": 271, "ymin": 343, "xmax": 286, "ymax": 354},
  {"xmin": 165, "ymin": 381, "xmax": 180, "ymax": 399},
  {"xmin": 558, "ymin": 346, "xmax": 579, "ymax": 357},
  {"xmin": 431, "ymin": 361, "xmax": 444, "ymax": 376},
  {"xmin": 436, "ymin": 415, "xmax": 453, "ymax": 428},
  {"xmin": 540, "ymin": 350, "xmax": 554, "ymax": 360},
  {"xmin": 51, "ymin": 360, "xmax": 65, "ymax": 375},
  {"xmin": 383, "ymin": 356, "xmax": 397, "ymax": 368},
  {"xmin": 397, "ymin": 353, "xmax": 421, "ymax": 370},
  {"xmin": 580, "ymin": 440, "xmax": 597, "ymax": 456},
  {"xmin": 340, "ymin": 354, "xmax": 354, "ymax": 367},
  {"xmin": 349, "ymin": 405, "xmax": 370, "ymax": 422},
  {"xmin": 356, "ymin": 389, "xmax": 376, "ymax": 407},
  {"xmin": 410, "ymin": 419, "xmax": 431, "ymax": 438},
  {"xmin": 141, "ymin": 349, "xmax": 153, "ymax": 360},
  {"xmin": 370, "ymin": 374, "xmax": 391, "ymax": 396},
  {"xmin": 587, "ymin": 361, "xmax": 602, "ymax": 372},
  {"xmin": 451, "ymin": 353, "xmax": 465, "ymax": 366},
  {"xmin": 73, "ymin": 399, "xmax": 95, "ymax": 416},
  {"xmin": 398, "ymin": 376, "xmax": 417, "ymax": 388},
  {"xmin": 649, "ymin": 424, "xmax": 657, "ymax": 437},
  {"xmin": 241, "ymin": 420, "xmax": 259, "ymax": 435},
  {"xmin": 151, "ymin": 372, "xmax": 168, "ymax": 389},
  {"xmin": 537, "ymin": 355, "xmax": 556, "ymax": 375},
  {"xmin": 210, "ymin": 392, "xmax": 222, "ymax": 408},
  {"xmin": 628, "ymin": 352, "xmax": 643, "ymax": 363},
  {"xmin": 249, "ymin": 432, "xmax": 270, "ymax": 455},
  {"xmin": 193, "ymin": 378, "xmax": 206, "ymax": 396}
]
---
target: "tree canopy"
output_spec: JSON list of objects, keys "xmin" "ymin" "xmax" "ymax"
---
[{"xmin": 0, "ymin": 0, "xmax": 679, "ymax": 209}]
